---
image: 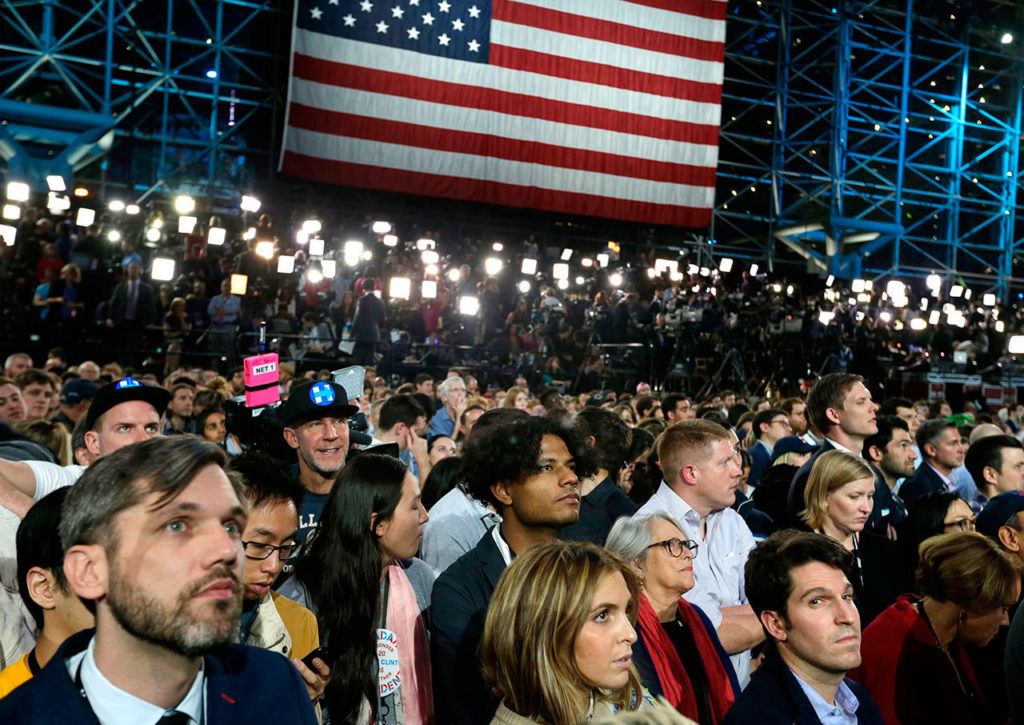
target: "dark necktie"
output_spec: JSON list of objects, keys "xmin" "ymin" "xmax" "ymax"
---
[{"xmin": 158, "ymin": 711, "xmax": 192, "ymax": 725}]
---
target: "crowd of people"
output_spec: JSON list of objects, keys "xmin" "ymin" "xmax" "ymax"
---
[
  {"xmin": 1, "ymin": 343, "xmax": 1024, "ymax": 724},
  {"xmin": 4, "ymin": 198, "xmax": 1022, "ymax": 405}
]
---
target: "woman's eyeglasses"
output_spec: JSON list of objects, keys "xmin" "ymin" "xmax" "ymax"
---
[{"xmin": 647, "ymin": 537, "xmax": 699, "ymax": 559}]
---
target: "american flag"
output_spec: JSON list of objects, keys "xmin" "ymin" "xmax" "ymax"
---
[{"xmin": 281, "ymin": 0, "xmax": 726, "ymax": 228}]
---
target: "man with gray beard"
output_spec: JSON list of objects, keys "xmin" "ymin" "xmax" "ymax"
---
[{"xmin": 0, "ymin": 436, "xmax": 315, "ymax": 723}]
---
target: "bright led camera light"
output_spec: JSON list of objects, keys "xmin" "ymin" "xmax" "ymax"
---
[
  {"xmin": 277, "ymin": 255, "xmax": 295, "ymax": 274},
  {"xmin": 0, "ymin": 225, "xmax": 16, "ymax": 246},
  {"xmin": 255, "ymin": 241, "xmax": 275, "ymax": 259},
  {"xmin": 46, "ymin": 176, "xmax": 66, "ymax": 192},
  {"xmin": 1009, "ymin": 335, "xmax": 1024, "ymax": 354},
  {"xmin": 240, "ymin": 195, "xmax": 261, "ymax": 213},
  {"xmin": 207, "ymin": 227, "xmax": 226, "ymax": 246},
  {"xmin": 372, "ymin": 221, "xmax": 392, "ymax": 234},
  {"xmin": 309, "ymin": 238, "xmax": 325, "ymax": 257},
  {"xmin": 76, "ymin": 208, "xmax": 95, "ymax": 226},
  {"xmin": 2, "ymin": 205, "xmax": 20, "ymax": 221},
  {"xmin": 422, "ymin": 280, "xmax": 437, "ymax": 299},
  {"xmin": 151, "ymin": 257, "xmax": 176, "ymax": 282},
  {"xmin": 6, "ymin": 182, "xmax": 29, "ymax": 202},
  {"xmin": 518, "ymin": 280, "xmax": 531, "ymax": 293},
  {"xmin": 174, "ymin": 195, "xmax": 195, "ymax": 214},
  {"xmin": 552, "ymin": 263, "xmax": 569, "ymax": 280},
  {"xmin": 521, "ymin": 258, "xmax": 537, "ymax": 275},
  {"xmin": 609, "ymin": 272, "xmax": 623, "ymax": 287},
  {"xmin": 178, "ymin": 216, "xmax": 197, "ymax": 234},
  {"xmin": 389, "ymin": 277, "xmax": 411, "ymax": 300},
  {"xmin": 719, "ymin": 258, "xmax": 734, "ymax": 273},
  {"xmin": 484, "ymin": 257, "xmax": 503, "ymax": 276},
  {"xmin": 303, "ymin": 219, "xmax": 322, "ymax": 234},
  {"xmin": 459, "ymin": 296, "xmax": 479, "ymax": 315},
  {"xmin": 230, "ymin": 274, "xmax": 248, "ymax": 295},
  {"xmin": 108, "ymin": 200, "xmax": 125, "ymax": 212}
]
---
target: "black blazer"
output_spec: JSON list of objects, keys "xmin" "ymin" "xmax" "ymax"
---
[
  {"xmin": 723, "ymin": 652, "xmax": 884, "ymax": 724},
  {"xmin": 855, "ymin": 530, "xmax": 911, "ymax": 628},
  {"xmin": 898, "ymin": 463, "xmax": 949, "ymax": 506},
  {"xmin": 108, "ymin": 279, "xmax": 157, "ymax": 326},
  {"xmin": 0, "ymin": 629, "xmax": 317, "ymax": 724},
  {"xmin": 430, "ymin": 527, "xmax": 508, "ymax": 725}
]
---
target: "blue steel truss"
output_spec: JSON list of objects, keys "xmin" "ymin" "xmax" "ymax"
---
[
  {"xmin": 0, "ymin": 0, "xmax": 282, "ymax": 202},
  {"xmin": 715, "ymin": 0, "xmax": 1024, "ymax": 297}
]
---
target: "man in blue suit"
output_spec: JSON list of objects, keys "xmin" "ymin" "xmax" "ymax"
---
[
  {"xmin": 0, "ymin": 436, "xmax": 316, "ymax": 724},
  {"xmin": 898, "ymin": 418, "xmax": 964, "ymax": 506},
  {"xmin": 747, "ymin": 407, "xmax": 792, "ymax": 487}
]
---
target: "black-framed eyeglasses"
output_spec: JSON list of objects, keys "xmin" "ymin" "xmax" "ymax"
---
[
  {"xmin": 647, "ymin": 538, "xmax": 699, "ymax": 559},
  {"xmin": 943, "ymin": 517, "xmax": 976, "ymax": 532},
  {"xmin": 242, "ymin": 540, "xmax": 302, "ymax": 561}
]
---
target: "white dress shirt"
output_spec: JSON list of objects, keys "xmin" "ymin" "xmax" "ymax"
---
[
  {"xmin": 635, "ymin": 482, "xmax": 756, "ymax": 687},
  {"xmin": 67, "ymin": 636, "xmax": 206, "ymax": 725}
]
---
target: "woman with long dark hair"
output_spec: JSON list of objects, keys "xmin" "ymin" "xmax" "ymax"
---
[{"xmin": 282, "ymin": 453, "xmax": 433, "ymax": 723}]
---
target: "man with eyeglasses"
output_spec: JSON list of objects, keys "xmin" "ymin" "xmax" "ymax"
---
[
  {"xmin": 227, "ymin": 453, "xmax": 329, "ymax": 706},
  {"xmin": 747, "ymin": 408, "xmax": 791, "ymax": 488}
]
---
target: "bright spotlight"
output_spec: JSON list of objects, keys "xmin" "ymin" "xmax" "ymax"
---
[
  {"xmin": 151, "ymin": 257, "xmax": 176, "ymax": 282},
  {"xmin": 926, "ymin": 273, "xmax": 941, "ymax": 290},
  {"xmin": 0, "ymin": 225, "xmax": 15, "ymax": 246},
  {"xmin": 852, "ymin": 279, "xmax": 866, "ymax": 293},
  {"xmin": 646, "ymin": 268, "xmax": 657, "ymax": 279},
  {"xmin": 1010, "ymin": 335, "xmax": 1024, "ymax": 354},
  {"xmin": 6, "ymin": 182, "xmax": 29, "ymax": 202},
  {"xmin": 178, "ymin": 216, "xmax": 197, "ymax": 234},
  {"xmin": 108, "ymin": 200, "xmax": 125, "ymax": 212},
  {"xmin": 230, "ymin": 274, "xmax": 249, "ymax": 295},
  {"xmin": 561, "ymin": 249, "xmax": 573, "ymax": 261},
  {"xmin": 389, "ymin": 277, "xmax": 411, "ymax": 300},
  {"xmin": 243, "ymin": 227, "xmax": 256, "ymax": 241},
  {"xmin": 459, "ymin": 295, "xmax": 479, "ymax": 315},
  {"xmin": 383, "ymin": 234, "xmax": 398, "ymax": 247},
  {"xmin": 344, "ymin": 240, "xmax": 364, "ymax": 257},
  {"xmin": 581, "ymin": 258, "xmax": 593, "ymax": 268},
  {"xmin": 484, "ymin": 257, "xmax": 503, "ymax": 276},
  {"xmin": 596, "ymin": 253, "xmax": 609, "ymax": 268},
  {"xmin": 321, "ymin": 260, "xmax": 337, "ymax": 278},
  {"xmin": 422, "ymin": 280, "xmax": 438, "ymax": 299},
  {"xmin": 207, "ymin": 227, "xmax": 226, "ymax": 246},
  {"xmin": 818, "ymin": 310, "xmax": 835, "ymax": 324},
  {"xmin": 950, "ymin": 284, "xmax": 964, "ymax": 298},
  {"xmin": 309, "ymin": 238, "xmax": 325, "ymax": 256},
  {"xmin": 255, "ymin": 241, "xmax": 275, "ymax": 259},
  {"xmin": 107, "ymin": 230, "xmax": 121, "ymax": 243},
  {"xmin": 521, "ymin": 258, "xmax": 537, "ymax": 275},
  {"xmin": 556, "ymin": 278, "xmax": 569, "ymax": 290},
  {"xmin": 416, "ymin": 238, "xmax": 434, "ymax": 251},
  {"xmin": 47, "ymin": 194, "xmax": 70, "ymax": 212},
  {"xmin": 983, "ymin": 293, "xmax": 997, "ymax": 306},
  {"xmin": 422, "ymin": 250, "xmax": 440, "ymax": 265},
  {"xmin": 145, "ymin": 227, "xmax": 161, "ymax": 243},
  {"xmin": 303, "ymin": 219, "xmax": 322, "ymax": 234},
  {"xmin": 174, "ymin": 195, "xmax": 195, "ymax": 214},
  {"xmin": 277, "ymin": 255, "xmax": 295, "ymax": 274},
  {"xmin": 75, "ymin": 208, "xmax": 95, "ymax": 226},
  {"xmin": 552, "ymin": 263, "xmax": 569, "ymax": 280},
  {"xmin": 910, "ymin": 318, "xmax": 927, "ymax": 331},
  {"xmin": 372, "ymin": 221, "xmax": 392, "ymax": 234},
  {"xmin": 447, "ymin": 268, "xmax": 461, "ymax": 282},
  {"xmin": 749, "ymin": 263, "xmax": 759, "ymax": 276},
  {"xmin": 424, "ymin": 264, "xmax": 439, "ymax": 276},
  {"xmin": 718, "ymin": 257, "xmax": 734, "ymax": 273},
  {"xmin": 1001, "ymin": 32, "xmax": 1014, "ymax": 45},
  {"xmin": 518, "ymin": 280, "xmax": 531, "ymax": 294},
  {"xmin": 609, "ymin": 272, "xmax": 623, "ymax": 287},
  {"xmin": 2, "ymin": 205, "xmax": 20, "ymax": 221},
  {"xmin": 575, "ymin": 276, "xmax": 585, "ymax": 285},
  {"xmin": 206, "ymin": 69, "xmax": 218, "ymax": 79},
  {"xmin": 46, "ymin": 176, "xmax": 66, "ymax": 192},
  {"xmin": 240, "ymin": 195, "xmax": 261, "ymax": 213},
  {"xmin": 307, "ymin": 267, "xmax": 324, "ymax": 284},
  {"xmin": 492, "ymin": 242, "xmax": 504, "ymax": 251},
  {"xmin": 73, "ymin": 187, "xmax": 89, "ymax": 198}
]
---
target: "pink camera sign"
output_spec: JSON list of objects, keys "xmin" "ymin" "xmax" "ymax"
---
[{"xmin": 243, "ymin": 353, "xmax": 280, "ymax": 408}]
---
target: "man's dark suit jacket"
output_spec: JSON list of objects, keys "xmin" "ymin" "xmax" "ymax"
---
[
  {"xmin": 0, "ymin": 629, "xmax": 317, "ymax": 724},
  {"xmin": 723, "ymin": 653, "xmax": 884, "ymax": 724},
  {"xmin": 108, "ymin": 279, "xmax": 157, "ymax": 325},
  {"xmin": 747, "ymin": 441, "xmax": 772, "ymax": 487},
  {"xmin": 787, "ymin": 440, "xmax": 902, "ymax": 535},
  {"xmin": 897, "ymin": 462, "xmax": 950, "ymax": 506},
  {"xmin": 351, "ymin": 292, "xmax": 387, "ymax": 343},
  {"xmin": 430, "ymin": 526, "xmax": 507, "ymax": 725}
]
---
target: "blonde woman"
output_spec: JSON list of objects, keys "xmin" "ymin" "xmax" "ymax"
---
[
  {"xmin": 502, "ymin": 385, "xmax": 529, "ymax": 411},
  {"xmin": 481, "ymin": 541, "xmax": 668, "ymax": 724},
  {"xmin": 802, "ymin": 450, "xmax": 908, "ymax": 625}
]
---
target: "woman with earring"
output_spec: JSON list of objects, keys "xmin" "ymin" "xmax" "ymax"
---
[
  {"xmin": 854, "ymin": 532, "xmax": 1022, "ymax": 724},
  {"xmin": 480, "ymin": 540, "xmax": 667, "ymax": 724},
  {"xmin": 605, "ymin": 513, "xmax": 738, "ymax": 723}
]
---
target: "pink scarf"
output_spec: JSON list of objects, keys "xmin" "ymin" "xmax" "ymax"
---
[{"xmin": 386, "ymin": 564, "xmax": 434, "ymax": 724}]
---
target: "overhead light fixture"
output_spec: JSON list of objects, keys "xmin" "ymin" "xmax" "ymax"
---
[
  {"xmin": 459, "ymin": 295, "xmax": 479, "ymax": 315},
  {"xmin": 521, "ymin": 258, "xmax": 537, "ymax": 275},
  {"xmin": 389, "ymin": 277, "xmax": 411, "ymax": 300},
  {"xmin": 277, "ymin": 255, "xmax": 295, "ymax": 274},
  {"xmin": 240, "ymin": 195, "xmax": 261, "ymax": 212},
  {"xmin": 178, "ymin": 216, "xmax": 197, "ymax": 234},
  {"xmin": 422, "ymin": 280, "xmax": 438, "ymax": 299},
  {"xmin": 6, "ymin": 182, "xmax": 29, "ymax": 202},
  {"xmin": 151, "ymin": 257, "xmax": 176, "ymax": 282},
  {"xmin": 207, "ymin": 227, "xmax": 226, "ymax": 245},
  {"xmin": 46, "ymin": 176, "xmax": 66, "ymax": 192},
  {"xmin": 76, "ymin": 208, "xmax": 95, "ymax": 226},
  {"xmin": 174, "ymin": 195, "xmax": 195, "ymax": 214}
]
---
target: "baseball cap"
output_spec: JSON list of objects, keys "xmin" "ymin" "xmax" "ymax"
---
[
  {"xmin": 277, "ymin": 380, "xmax": 358, "ymax": 427},
  {"xmin": 60, "ymin": 379, "xmax": 98, "ymax": 405},
  {"xmin": 85, "ymin": 377, "xmax": 172, "ymax": 430},
  {"xmin": 771, "ymin": 435, "xmax": 818, "ymax": 462},
  {"xmin": 976, "ymin": 491, "xmax": 1024, "ymax": 541}
]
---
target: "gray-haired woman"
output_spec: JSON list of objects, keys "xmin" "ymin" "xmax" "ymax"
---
[{"xmin": 606, "ymin": 513, "xmax": 739, "ymax": 723}]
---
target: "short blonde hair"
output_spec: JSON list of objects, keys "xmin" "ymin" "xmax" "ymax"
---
[
  {"xmin": 481, "ymin": 541, "xmax": 644, "ymax": 723},
  {"xmin": 918, "ymin": 532, "xmax": 1023, "ymax": 612},
  {"xmin": 801, "ymin": 450, "xmax": 875, "ymax": 529},
  {"xmin": 656, "ymin": 419, "xmax": 732, "ymax": 485}
]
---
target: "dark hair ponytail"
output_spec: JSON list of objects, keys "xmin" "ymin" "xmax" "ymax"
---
[{"xmin": 293, "ymin": 453, "xmax": 408, "ymax": 722}]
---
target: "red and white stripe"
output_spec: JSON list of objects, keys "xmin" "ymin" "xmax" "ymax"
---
[{"xmin": 281, "ymin": 0, "xmax": 726, "ymax": 228}]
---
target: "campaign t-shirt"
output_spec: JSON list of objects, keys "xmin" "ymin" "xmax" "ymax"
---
[{"xmin": 296, "ymin": 491, "xmax": 328, "ymax": 546}]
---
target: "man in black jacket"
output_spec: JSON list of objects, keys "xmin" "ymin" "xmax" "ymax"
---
[
  {"xmin": 724, "ymin": 530, "xmax": 883, "ymax": 724},
  {"xmin": 105, "ymin": 263, "xmax": 157, "ymax": 366},
  {"xmin": 350, "ymin": 278, "xmax": 386, "ymax": 365},
  {"xmin": 430, "ymin": 416, "xmax": 595, "ymax": 724}
]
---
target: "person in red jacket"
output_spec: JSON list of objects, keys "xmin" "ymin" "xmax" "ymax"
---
[{"xmin": 852, "ymin": 531, "xmax": 1021, "ymax": 724}]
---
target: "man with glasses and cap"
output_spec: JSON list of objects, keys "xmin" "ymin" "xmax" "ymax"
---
[
  {"xmin": 277, "ymin": 380, "xmax": 360, "ymax": 545},
  {"xmin": 0, "ymin": 377, "xmax": 170, "ymax": 519}
]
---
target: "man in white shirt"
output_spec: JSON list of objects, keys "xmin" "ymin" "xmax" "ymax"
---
[
  {"xmin": 636, "ymin": 419, "xmax": 764, "ymax": 687},
  {"xmin": 0, "ymin": 436, "xmax": 316, "ymax": 723},
  {"xmin": 0, "ymin": 378, "xmax": 169, "ymax": 518}
]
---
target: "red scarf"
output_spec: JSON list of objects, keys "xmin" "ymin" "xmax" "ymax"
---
[{"xmin": 636, "ymin": 593, "xmax": 735, "ymax": 724}]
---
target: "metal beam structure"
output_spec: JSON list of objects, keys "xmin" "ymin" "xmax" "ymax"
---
[
  {"xmin": 0, "ymin": 0, "xmax": 282, "ymax": 201},
  {"xmin": 715, "ymin": 0, "xmax": 1024, "ymax": 296}
]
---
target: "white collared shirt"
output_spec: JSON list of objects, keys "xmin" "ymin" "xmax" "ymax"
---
[
  {"xmin": 491, "ymin": 525, "xmax": 514, "ymax": 567},
  {"xmin": 635, "ymin": 482, "xmax": 756, "ymax": 687},
  {"xmin": 824, "ymin": 438, "xmax": 853, "ymax": 454},
  {"xmin": 67, "ymin": 636, "xmax": 206, "ymax": 725},
  {"xmin": 926, "ymin": 462, "xmax": 957, "ymax": 493}
]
